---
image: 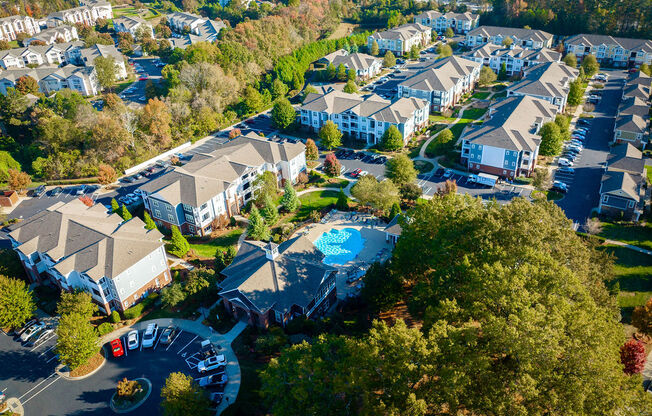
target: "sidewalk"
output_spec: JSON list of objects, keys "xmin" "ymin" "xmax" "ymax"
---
[{"xmin": 604, "ymin": 239, "xmax": 652, "ymax": 256}]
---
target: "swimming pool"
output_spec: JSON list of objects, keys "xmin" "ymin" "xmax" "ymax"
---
[{"xmin": 313, "ymin": 227, "xmax": 365, "ymax": 265}]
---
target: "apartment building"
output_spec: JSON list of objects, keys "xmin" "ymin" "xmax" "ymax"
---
[
  {"xmin": 80, "ymin": 44, "xmax": 128, "ymax": 79},
  {"xmin": 507, "ymin": 62, "xmax": 579, "ymax": 112},
  {"xmin": 25, "ymin": 25, "xmax": 79, "ymax": 45},
  {"xmin": 397, "ymin": 55, "xmax": 482, "ymax": 112},
  {"xmin": 299, "ymin": 89, "xmax": 429, "ymax": 146},
  {"xmin": 614, "ymin": 72, "xmax": 650, "ymax": 147},
  {"xmin": 462, "ymin": 44, "xmax": 561, "ymax": 75},
  {"xmin": 46, "ymin": 1, "xmax": 113, "ymax": 27},
  {"xmin": 317, "ymin": 49, "xmax": 382, "ymax": 80},
  {"xmin": 140, "ymin": 133, "xmax": 306, "ymax": 236},
  {"xmin": 167, "ymin": 12, "xmax": 226, "ymax": 40},
  {"xmin": 367, "ymin": 23, "xmax": 432, "ymax": 56},
  {"xmin": 0, "ymin": 65, "xmax": 100, "ymax": 96},
  {"xmin": 598, "ymin": 144, "xmax": 648, "ymax": 220},
  {"xmin": 0, "ymin": 41, "xmax": 84, "ymax": 69},
  {"xmin": 0, "ymin": 15, "xmax": 40, "ymax": 42},
  {"xmin": 460, "ymin": 95, "xmax": 558, "ymax": 178},
  {"xmin": 113, "ymin": 16, "xmax": 154, "ymax": 38},
  {"xmin": 414, "ymin": 10, "xmax": 479, "ymax": 34},
  {"xmin": 465, "ymin": 26, "xmax": 553, "ymax": 49},
  {"xmin": 564, "ymin": 34, "xmax": 652, "ymax": 67},
  {"xmin": 7, "ymin": 198, "xmax": 171, "ymax": 314}
]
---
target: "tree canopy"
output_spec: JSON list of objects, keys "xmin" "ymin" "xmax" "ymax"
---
[
  {"xmin": 380, "ymin": 125, "xmax": 403, "ymax": 151},
  {"xmin": 319, "ymin": 121, "xmax": 343, "ymax": 150},
  {"xmin": 0, "ymin": 275, "xmax": 35, "ymax": 330},
  {"xmin": 538, "ymin": 121, "xmax": 563, "ymax": 156},
  {"xmin": 271, "ymin": 97, "xmax": 296, "ymax": 131},
  {"xmin": 385, "ymin": 153, "xmax": 417, "ymax": 186},
  {"xmin": 161, "ymin": 372, "xmax": 212, "ymax": 416}
]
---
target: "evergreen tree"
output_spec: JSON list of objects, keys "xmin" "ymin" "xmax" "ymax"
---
[
  {"xmin": 381, "ymin": 125, "xmax": 403, "ymax": 151},
  {"xmin": 169, "ymin": 225, "xmax": 190, "ymax": 257},
  {"xmin": 280, "ymin": 181, "xmax": 300, "ymax": 212},
  {"xmin": 111, "ymin": 198, "xmax": 119, "ymax": 213},
  {"xmin": 408, "ymin": 45, "xmax": 419, "ymax": 60},
  {"xmin": 247, "ymin": 205, "xmax": 270, "ymax": 241},
  {"xmin": 498, "ymin": 62, "xmax": 508, "ymax": 80},
  {"xmin": 370, "ymin": 40, "xmax": 379, "ymax": 56},
  {"xmin": 119, "ymin": 204, "xmax": 132, "ymax": 221},
  {"xmin": 383, "ymin": 51, "xmax": 396, "ymax": 68},
  {"xmin": 336, "ymin": 188, "xmax": 348, "ymax": 210},
  {"xmin": 262, "ymin": 193, "xmax": 279, "ymax": 225},
  {"xmin": 144, "ymin": 211, "xmax": 156, "ymax": 230},
  {"xmin": 445, "ymin": 27, "xmax": 455, "ymax": 38},
  {"xmin": 326, "ymin": 64, "xmax": 336, "ymax": 80},
  {"xmin": 389, "ymin": 202, "xmax": 401, "ymax": 219},
  {"xmin": 567, "ymin": 79, "xmax": 584, "ymax": 106},
  {"xmin": 336, "ymin": 64, "xmax": 348, "ymax": 82}
]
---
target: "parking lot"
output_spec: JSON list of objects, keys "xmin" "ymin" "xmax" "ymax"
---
[
  {"xmin": 416, "ymin": 168, "xmax": 532, "ymax": 201},
  {"xmin": 320, "ymin": 150, "xmax": 387, "ymax": 181},
  {"xmin": 119, "ymin": 57, "xmax": 165, "ymax": 106},
  {"xmin": 0, "ymin": 323, "xmax": 225, "ymax": 415}
]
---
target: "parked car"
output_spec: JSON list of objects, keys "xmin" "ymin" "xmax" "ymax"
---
[
  {"xmin": 33, "ymin": 185, "xmax": 46, "ymax": 197},
  {"xmin": 577, "ymin": 119, "xmax": 590, "ymax": 126},
  {"xmin": 156, "ymin": 160, "xmax": 170, "ymax": 168},
  {"xmin": 138, "ymin": 76, "xmax": 148, "ymax": 81},
  {"xmin": 434, "ymin": 168, "xmax": 445, "ymax": 177},
  {"xmin": 197, "ymin": 372, "xmax": 227, "ymax": 387},
  {"xmin": 558, "ymin": 158, "xmax": 574, "ymax": 167},
  {"xmin": 142, "ymin": 323, "xmax": 159, "ymax": 348},
  {"xmin": 50, "ymin": 186, "xmax": 63, "ymax": 196},
  {"xmin": 16, "ymin": 319, "xmax": 38, "ymax": 337},
  {"xmin": 127, "ymin": 330, "xmax": 139, "ymax": 350},
  {"xmin": 121, "ymin": 176, "xmax": 135, "ymax": 183},
  {"xmin": 558, "ymin": 166, "xmax": 575, "ymax": 174},
  {"xmin": 198, "ymin": 354, "xmax": 227, "ymax": 373},
  {"xmin": 20, "ymin": 321, "xmax": 45, "ymax": 342},
  {"xmin": 551, "ymin": 180, "xmax": 568, "ymax": 193},
  {"xmin": 25, "ymin": 328, "xmax": 53, "ymax": 347},
  {"xmin": 159, "ymin": 326, "xmax": 176, "ymax": 345},
  {"xmin": 443, "ymin": 169, "xmax": 453, "ymax": 179},
  {"xmin": 110, "ymin": 338, "xmax": 124, "ymax": 357},
  {"xmin": 349, "ymin": 168, "xmax": 362, "ymax": 178},
  {"xmin": 208, "ymin": 392, "xmax": 224, "ymax": 406},
  {"xmin": 567, "ymin": 145, "xmax": 582, "ymax": 153}
]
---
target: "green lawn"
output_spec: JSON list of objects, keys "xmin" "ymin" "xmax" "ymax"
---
[
  {"xmin": 471, "ymin": 91, "xmax": 491, "ymax": 100},
  {"xmin": 414, "ymin": 160, "xmax": 434, "ymax": 173},
  {"xmin": 461, "ymin": 107, "xmax": 488, "ymax": 120},
  {"xmin": 492, "ymin": 90, "xmax": 508, "ymax": 99},
  {"xmin": 429, "ymin": 114, "xmax": 457, "ymax": 124},
  {"xmin": 599, "ymin": 222, "xmax": 652, "ymax": 251},
  {"xmin": 293, "ymin": 190, "xmax": 341, "ymax": 222},
  {"xmin": 646, "ymin": 166, "xmax": 652, "ymax": 184},
  {"xmin": 186, "ymin": 228, "xmax": 244, "ymax": 258}
]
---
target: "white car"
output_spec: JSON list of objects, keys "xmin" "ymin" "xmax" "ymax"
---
[
  {"xmin": 558, "ymin": 158, "xmax": 574, "ymax": 167},
  {"xmin": 197, "ymin": 354, "xmax": 227, "ymax": 373},
  {"xmin": 443, "ymin": 169, "xmax": 454, "ymax": 179},
  {"xmin": 20, "ymin": 321, "xmax": 45, "ymax": 342},
  {"xmin": 127, "ymin": 330, "xmax": 139, "ymax": 350},
  {"xmin": 142, "ymin": 323, "xmax": 158, "ymax": 348}
]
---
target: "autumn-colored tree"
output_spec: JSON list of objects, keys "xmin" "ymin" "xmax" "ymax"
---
[
  {"xmin": 7, "ymin": 169, "xmax": 31, "ymax": 193},
  {"xmin": 97, "ymin": 164, "xmax": 117, "ymax": 185},
  {"xmin": 79, "ymin": 196, "xmax": 93, "ymax": 207},
  {"xmin": 15, "ymin": 75, "xmax": 39, "ymax": 94},
  {"xmin": 632, "ymin": 297, "xmax": 652, "ymax": 335},
  {"xmin": 117, "ymin": 378, "xmax": 141, "ymax": 398},
  {"xmin": 305, "ymin": 138, "xmax": 318, "ymax": 161},
  {"xmin": 228, "ymin": 128, "xmax": 241, "ymax": 140},
  {"xmin": 140, "ymin": 98, "xmax": 172, "ymax": 147},
  {"xmin": 323, "ymin": 153, "xmax": 341, "ymax": 177},
  {"xmin": 620, "ymin": 340, "xmax": 646, "ymax": 375},
  {"xmin": 436, "ymin": 179, "xmax": 457, "ymax": 195}
]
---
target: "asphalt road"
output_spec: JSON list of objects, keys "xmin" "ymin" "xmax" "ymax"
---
[
  {"xmin": 119, "ymin": 56, "xmax": 164, "ymax": 105},
  {"xmin": 554, "ymin": 69, "xmax": 626, "ymax": 224}
]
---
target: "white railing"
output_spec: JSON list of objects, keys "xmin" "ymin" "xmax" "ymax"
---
[{"xmin": 124, "ymin": 141, "xmax": 191, "ymax": 175}]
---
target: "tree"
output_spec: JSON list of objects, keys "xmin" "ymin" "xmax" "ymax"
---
[
  {"xmin": 620, "ymin": 340, "xmax": 646, "ymax": 375},
  {"xmin": 15, "ymin": 75, "xmax": 39, "ymax": 94},
  {"xmin": 351, "ymin": 175, "xmax": 399, "ymax": 212},
  {"xmin": 161, "ymin": 283, "xmax": 186, "ymax": 308},
  {"xmin": 389, "ymin": 202, "xmax": 401, "ymax": 220},
  {"xmin": 438, "ymin": 44, "xmax": 453, "ymax": 57},
  {"xmin": 97, "ymin": 164, "xmax": 116, "ymax": 185},
  {"xmin": 144, "ymin": 212, "xmax": 157, "ymax": 230},
  {"xmin": 563, "ymin": 53, "xmax": 577, "ymax": 68},
  {"xmin": 640, "ymin": 63, "xmax": 652, "ymax": 76},
  {"xmin": 0, "ymin": 275, "xmax": 35, "ymax": 330},
  {"xmin": 117, "ymin": 378, "xmax": 141, "ymax": 399},
  {"xmin": 371, "ymin": 40, "xmax": 379, "ymax": 56},
  {"xmin": 343, "ymin": 80, "xmax": 358, "ymax": 94},
  {"xmin": 385, "ymin": 154, "xmax": 416, "ymax": 186},
  {"xmin": 478, "ymin": 65, "xmax": 497, "ymax": 86},
  {"xmin": 323, "ymin": 153, "xmax": 341, "ymax": 177},
  {"xmin": 436, "ymin": 179, "xmax": 457, "ymax": 195},
  {"xmin": 445, "ymin": 27, "xmax": 455, "ymax": 38},
  {"xmin": 632, "ymin": 298, "xmax": 652, "ymax": 335},
  {"xmin": 361, "ymin": 262, "xmax": 403, "ymax": 312},
  {"xmin": 280, "ymin": 181, "xmax": 299, "ymax": 212},
  {"xmin": 247, "ymin": 205, "xmax": 270, "ymax": 241},
  {"xmin": 169, "ymin": 225, "xmax": 190, "ymax": 257},
  {"xmin": 409, "ymin": 45, "xmax": 419, "ymax": 60},
  {"xmin": 7, "ymin": 169, "xmax": 31, "ymax": 193},
  {"xmin": 568, "ymin": 79, "xmax": 584, "ymax": 106},
  {"xmin": 383, "ymin": 51, "xmax": 396, "ymax": 68},
  {"xmin": 336, "ymin": 188, "xmax": 348, "ymax": 210},
  {"xmin": 584, "ymin": 217, "xmax": 603, "ymax": 235},
  {"xmin": 539, "ymin": 121, "xmax": 563, "ymax": 156},
  {"xmin": 302, "ymin": 84, "xmax": 318, "ymax": 101},
  {"xmin": 336, "ymin": 64, "xmax": 348, "ymax": 82},
  {"xmin": 0, "ymin": 40, "xmax": 10, "ymax": 50},
  {"xmin": 119, "ymin": 204, "xmax": 132, "ymax": 221},
  {"xmin": 57, "ymin": 290, "xmax": 95, "ymax": 320},
  {"xmin": 381, "ymin": 125, "xmax": 403, "ymax": 151},
  {"xmin": 271, "ymin": 97, "xmax": 296, "ymax": 131},
  {"xmin": 532, "ymin": 168, "xmax": 552, "ymax": 191},
  {"xmin": 305, "ymin": 138, "xmax": 318, "ymax": 161},
  {"xmin": 161, "ymin": 372, "xmax": 211, "ymax": 416},
  {"xmin": 498, "ymin": 62, "xmax": 508, "ymax": 80},
  {"xmin": 347, "ymin": 69, "xmax": 356, "ymax": 81},
  {"xmin": 140, "ymin": 98, "xmax": 172, "ymax": 147},
  {"xmin": 400, "ymin": 183, "xmax": 422, "ymax": 202},
  {"xmin": 253, "ymin": 171, "xmax": 278, "ymax": 205},
  {"xmin": 228, "ymin": 128, "xmax": 241, "ymax": 140},
  {"xmin": 326, "ymin": 64, "xmax": 336, "ymax": 80},
  {"xmin": 502, "ymin": 36, "xmax": 513, "ymax": 47},
  {"xmin": 270, "ymin": 78, "xmax": 289, "ymax": 100},
  {"xmin": 56, "ymin": 312, "xmax": 99, "ymax": 370},
  {"xmin": 581, "ymin": 54, "xmax": 599, "ymax": 77},
  {"xmin": 214, "ymin": 246, "xmax": 236, "ymax": 272},
  {"xmin": 555, "ymin": 114, "xmax": 571, "ymax": 134},
  {"xmin": 318, "ymin": 121, "xmax": 342, "ymax": 150},
  {"xmin": 94, "ymin": 56, "xmax": 117, "ymax": 90},
  {"xmin": 262, "ymin": 193, "xmax": 279, "ymax": 225},
  {"xmin": 111, "ymin": 198, "xmax": 120, "ymax": 213}
]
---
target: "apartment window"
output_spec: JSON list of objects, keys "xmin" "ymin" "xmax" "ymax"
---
[
  {"xmin": 200, "ymin": 203, "xmax": 208, "ymax": 210},
  {"xmin": 189, "ymin": 225, "xmax": 195, "ymax": 233},
  {"xmin": 92, "ymin": 288, "xmax": 101, "ymax": 297},
  {"xmin": 167, "ymin": 214, "xmax": 174, "ymax": 222},
  {"xmin": 154, "ymin": 209, "xmax": 161, "ymax": 218},
  {"xmin": 166, "ymin": 204, "xmax": 172, "ymax": 211},
  {"xmin": 202, "ymin": 212, "xmax": 210, "ymax": 221},
  {"xmin": 628, "ymin": 201, "xmax": 634, "ymax": 208}
]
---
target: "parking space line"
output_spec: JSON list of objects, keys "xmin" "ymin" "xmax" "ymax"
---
[
  {"xmin": 21, "ymin": 375, "xmax": 61, "ymax": 405},
  {"xmin": 30, "ymin": 333, "xmax": 56, "ymax": 352},
  {"xmin": 424, "ymin": 187, "xmax": 431, "ymax": 195},
  {"xmin": 46, "ymin": 353, "xmax": 58, "ymax": 363},
  {"xmin": 18, "ymin": 373, "xmax": 58, "ymax": 400},
  {"xmin": 38, "ymin": 344, "xmax": 56, "ymax": 357},
  {"xmin": 123, "ymin": 337, "xmax": 128, "ymax": 357},
  {"xmin": 166, "ymin": 330, "xmax": 183, "ymax": 351},
  {"xmin": 177, "ymin": 335, "xmax": 198, "ymax": 355}
]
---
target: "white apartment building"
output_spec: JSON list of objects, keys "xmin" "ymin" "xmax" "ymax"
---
[
  {"xmin": 317, "ymin": 49, "xmax": 382, "ymax": 80},
  {"xmin": 167, "ymin": 12, "xmax": 226, "ymax": 41},
  {"xmin": 80, "ymin": 44, "xmax": 128, "ymax": 79},
  {"xmin": 299, "ymin": 89, "xmax": 429, "ymax": 146},
  {"xmin": 0, "ymin": 65, "xmax": 100, "ymax": 96},
  {"xmin": 367, "ymin": 23, "xmax": 432, "ymax": 56},
  {"xmin": 46, "ymin": 1, "xmax": 113, "ymax": 27},
  {"xmin": 8, "ymin": 198, "xmax": 171, "ymax": 314},
  {"xmin": 398, "ymin": 55, "xmax": 482, "ymax": 112},
  {"xmin": 564, "ymin": 34, "xmax": 652, "ymax": 67},
  {"xmin": 0, "ymin": 41, "xmax": 84, "ymax": 69},
  {"xmin": 414, "ymin": 10, "xmax": 479, "ymax": 34},
  {"xmin": 462, "ymin": 44, "xmax": 561, "ymax": 75},
  {"xmin": 140, "ymin": 133, "xmax": 307, "ymax": 236},
  {"xmin": 25, "ymin": 25, "xmax": 79, "ymax": 45},
  {"xmin": 465, "ymin": 26, "xmax": 553, "ymax": 49},
  {"xmin": 0, "ymin": 15, "xmax": 40, "ymax": 42},
  {"xmin": 113, "ymin": 16, "xmax": 155, "ymax": 38},
  {"xmin": 507, "ymin": 62, "xmax": 579, "ymax": 112}
]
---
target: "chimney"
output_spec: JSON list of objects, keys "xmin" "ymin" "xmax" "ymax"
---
[{"xmin": 264, "ymin": 242, "xmax": 279, "ymax": 260}]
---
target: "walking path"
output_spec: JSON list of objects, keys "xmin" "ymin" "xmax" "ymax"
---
[
  {"xmin": 296, "ymin": 181, "xmax": 354, "ymax": 198},
  {"xmin": 604, "ymin": 239, "xmax": 652, "ymax": 256}
]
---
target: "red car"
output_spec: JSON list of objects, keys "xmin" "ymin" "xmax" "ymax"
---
[
  {"xmin": 139, "ymin": 76, "xmax": 148, "ymax": 81},
  {"xmin": 349, "ymin": 168, "xmax": 362, "ymax": 178},
  {"xmin": 110, "ymin": 339, "xmax": 124, "ymax": 357}
]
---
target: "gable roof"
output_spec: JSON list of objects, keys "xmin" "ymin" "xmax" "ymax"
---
[
  {"xmin": 467, "ymin": 25, "xmax": 553, "ymax": 44},
  {"xmin": 330, "ymin": 52, "xmax": 381, "ymax": 72},
  {"xmin": 399, "ymin": 55, "xmax": 482, "ymax": 92},
  {"xmin": 370, "ymin": 23, "xmax": 430, "ymax": 42},
  {"xmin": 615, "ymin": 113, "xmax": 648, "ymax": 133},
  {"xmin": 565, "ymin": 33, "xmax": 652, "ymax": 54},
  {"xmin": 113, "ymin": 15, "xmax": 150, "ymax": 31},
  {"xmin": 600, "ymin": 171, "xmax": 641, "ymax": 201},
  {"xmin": 464, "ymin": 43, "xmax": 561, "ymax": 63},
  {"xmin": 415, "ymin": 10, "xmax": 478, "ymax": 22},
  {"xmin": 508, "ymin": 62, "xmax": 579, "ymax": 99},
  {"xmin": 606, "ymin": 144, "xmax": 645, "ymax": 175},
  {"xmin": 385, "ymin": 214, "xmax": 403, "ymax": 236},
  {"xmin": 618, "ymin": 96, "xmax": 649, "ymax": 118}
]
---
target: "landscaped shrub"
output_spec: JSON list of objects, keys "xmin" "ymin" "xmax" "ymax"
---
[
  {"xmin": 254, "ymin": 327, "xmax": 289, "ymax": 355},
  {"xmin": 123, "ymin": 303, "xmax": 144, "ymax": 320},
  {"xmin": 98, "ymin": 322, "xmax": 113, "ymax": 336},
  {"xmin": 110, "ymin": 310, "xmax": 121, "ymax": 323}
]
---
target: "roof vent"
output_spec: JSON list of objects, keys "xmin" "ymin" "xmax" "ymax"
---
[{"xmin": 264, "ymin": 242, "xmax": 279, "ymax": 260}]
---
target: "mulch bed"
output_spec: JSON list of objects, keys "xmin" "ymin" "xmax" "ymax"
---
[{"xmin": 69, "ymin": 350, "xmax": 105, "ymax": 378}]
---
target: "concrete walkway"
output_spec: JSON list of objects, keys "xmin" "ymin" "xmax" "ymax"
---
[
  {"xmin": 604, "ymin": 239, "xmax": 652, "ymax": 256},
  {"xmin": 100, "ymin": 317, "xmax": 247, "ymax": 415},
  {"xmin": 166, "ymin": 253, "xmax": 196, "ymax": 270},
  {"xmin": 296, "ymin": 181, "xmax": 354, "ymax": 198}
]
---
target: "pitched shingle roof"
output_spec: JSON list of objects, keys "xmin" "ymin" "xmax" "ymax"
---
[
  {"xmin": 467, "ymin": 25, "xmax": 553, "ymax": 44},
  {"xmin": 607, "ymin": 144, "xmax": 645, "ymax": 175},
  {"xmin": 328, "ymin": 52, "xmax": 381, "ymax": 72},
  {"xmin": 565, "ymin": 33, "xmax": 652, "ymax": 54},
  {"xmin": 600, "ymin": 171, "xmax": 641, "ymax": 201},
  {"xmin": 464, "ymin": 44, "xmax": 561, "ymax": 63},
  {"xmin": 508, "ymin": 62, "xmax": 579, "ymax": 99},
  {"xmin": 370, "ymin": 23, "xmax": 430, "ymax": 41},
  {"xmin": 399, "ymin": 55, "xmax": 482, "ymax": 92},
  {"xmin": 415, "ymin": 10, "xmax": 478, "ymax": 22}
]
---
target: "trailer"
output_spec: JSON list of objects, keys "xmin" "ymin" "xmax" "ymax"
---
[{"xmin": 468, "ymin": 173, "xmax": 498, "ymax": 188}]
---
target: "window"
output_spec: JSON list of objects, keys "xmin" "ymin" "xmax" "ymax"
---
[
  {"xmin": 166, "ymin": 204, "xmax": 172, "ymax": 211},
  {"xmin": 200, "ymin": 203, "xmax": 208, "ymax": 210},
  {"xmin": 167, "ymin": 214, "xmax": 174, "ymax": 222},
  {"xmin": 202, "ymin": 212, "xmax": 210, "ymax": 221},
  {"xmin": 92, "ymin": 288, "xmax": 101, "ymax": 297},
  {"xmin": 154, "ymin": 209, "xmax": 161, "ymax": 218}
]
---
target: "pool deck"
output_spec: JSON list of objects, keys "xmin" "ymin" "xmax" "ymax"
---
[{"xmin": 298, "ymin": 210, "xmax": 393, "ymax": 299}]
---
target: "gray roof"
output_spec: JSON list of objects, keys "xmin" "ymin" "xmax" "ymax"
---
[
  {"xmin": 113, "ymin": 15, "xmax": 150, "ymax": 31},
  {"xmin": 627, "ymin": 71, "xmax": 652, "ymax": 87},
  {"xmin": 464, "ymin": 43, "xmax": 561, "ymax": 63},
  {"xmin": 385, "ymin": 214, "xmax": 402, "ymax": 236},
  {"xmin": 26, "ymin": 26, "xmax": 77, "ymax": 44},
  {"xmin": 0, "ymin": 64, "xmax": 94, "ymax": 83},
  {"xmin": 301, "ymin": 89, "xmax": 428, "ymax": 124},
  {"xmin": 462, "ymin": 95, "xmax": 557, "ymax": 151},
  {"xmin": 140, "ymin": 133, "xmax": 305, "ymax": 207},
  {"xmin": 600, "ymin": 171, "xmax": 641, "ymax": 201},
  {"xmin": 615, "ymin": 113, "xmax": 648, "ymax": 133},
  {"xmin": 565, "ymin": 34, "xmax": 652, "ymax": 54},
  {"xmin": 623, "ymin": 83, "xmax": 650, "ymax": 100},
  {"xmin": 370, "ymin": 23, "xmax": 430, "ymax": 42},
  {"xmin": 467, "ymin": 25, "xmax": 553, "ymax": 44},
  {"xmin": 80, "ymin": 44, "xmax": 123, "ymax": 63},
  {"xmin": 607, "ymin": 144, "xmax": 645, "ymax": 175},
  {"xmin": 415, "ymin": 10, "xmax": 478, "ymax": 22},
  {"xmin": 399, "ymin": 55, "xmax": 482, "ymax": 92},
  {"xmin": 508, "ymin": 62, "xmax": 579, "ymax": 99},
  {"xmin": 8, "ymin": 198, "xmax": 163, "ymax": 281},
  {"xmin": 618, "ymin": 96, "xmax": 649, "ymax": 118},
  {"xmin": 0, "ymin": 41, "xmax": 83, "ymax": 60},
  {"xmin": 326, "ymin": 52, "xmax": 381, "ymax": 72},
  {"xmin": 219, "ymin": 236, "xmax": 337, "ymax": 314}
]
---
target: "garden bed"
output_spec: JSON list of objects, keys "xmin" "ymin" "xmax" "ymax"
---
[
  {"xmin": 69, "ymin": 350, "xmax": 105, "ymax": 378},
  {"xmin": 111, "ymin": 378, "xmax": 151, "ymax": 413},
  {"xmin": 413, "ymin": 160, "xmax": 434, "ymax": 173}
]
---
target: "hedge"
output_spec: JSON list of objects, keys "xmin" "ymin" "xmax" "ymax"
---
[
  {"xmin": 123, "ymin": 292, "xmax": 160, "ymax": 320},
  {"xmin": 98, "ymin": 322, "xmax": 114, "ymax": 336},
  {"xmin": 45, "ymin": 177, "xmax": 99, "ymax": 185}
]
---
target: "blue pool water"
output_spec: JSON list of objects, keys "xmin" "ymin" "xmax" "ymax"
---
[{"xmin": 313, "ymin": 227, "xmax": 365, "ymax": 265}]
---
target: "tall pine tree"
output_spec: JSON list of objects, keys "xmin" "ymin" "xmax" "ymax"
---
[{"xmin": 247, "ymin": 205, "xmax": 271, "ymax": 241}]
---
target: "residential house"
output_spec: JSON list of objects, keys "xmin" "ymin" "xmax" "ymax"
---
[
  {"xmin": 462, "ymin": 44, "xmax": 561, "ymax": 76},
  {"xmin": 113, "ymin": 16, "xmax": 154, "ymax": 38},
  {"xmin": 465, "ymin": 26, "xmax": 553, "ymax": 49},
  {"xmin": 0, "ymin": 41, "xmax": 84, "ymax": 69},
  {"xmin": 460, "ymin": 95, "xmax": 558, "ymax": 178},
  {"xmin": 24, "ymin": 25, "xmax": 78, "ymax": 45},
  {"xmin": 614, "ymin": 73, "xmax": 650, "ymax": 147},
  {"xmin": 218, "ymin": 239, "xmax": 338, "ymax": 328},
  {"xmin": 317, "ymin": 49, "xmax": 382, "ymax": 80},
  {"xmin": 0, "ymin": 65, "xmax": 100, "ymax": 96},
  {"xmin": 46, "ymin": 1, "xmax": 113, "ymax": 27},
  {"xmin": 0, "ymin": 15, "xmax": 40, "ymax": 42},
  {"xmin": 167, "ymin": 12, "xmax": 226, "ymax": 40},
  {"xmin": 7, "ymin": 198, "xmax": 171, "ymax": 314},
  {"xmin": 598, "ymin": 144, "xmax": 648, "ymax": 220},
  {"xmin": 299, "ymin": 89, "xmax": 429, "ymax": 146},
  {"xmin": 623, "ymin": 83, "xmax": 650, "ymax": 100},
  {"xmin": 139, "ymin": 133, "xmax": 306, "ymax": 236},
  {"xmin": 564, "ymin": 34, "xmax": 652, "ymax": 67},
  {"xmin": 367, "ymin": 23, "xmax": 432, "ymax": 56},
  {"xmin": 507, "ymin": 62, "xmax": 579, "ymax": 112},
  {"xmin": 80, "ymin": 44, "xmax": 128, "ymax": 79},
  {"xmin": 414, "ymin": 10, "xmax": 479, "ymax": 34},
  {"xmin": 397, "ymin": 55, "xmax": 482, "ymax": 112}
]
